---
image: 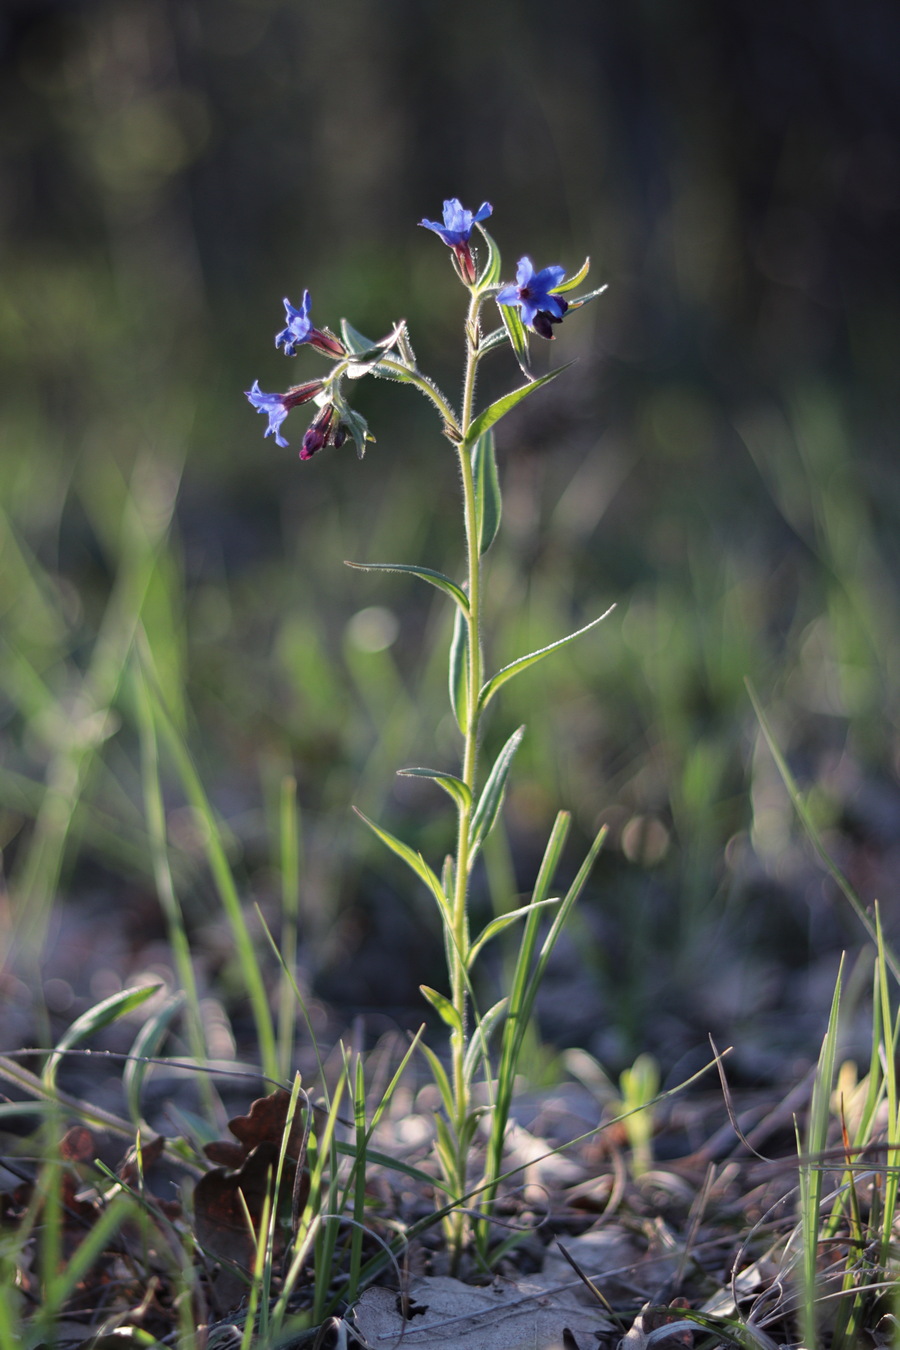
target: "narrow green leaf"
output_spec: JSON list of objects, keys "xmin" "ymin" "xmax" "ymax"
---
[
  {"xmin": 124, "ymin": 992, "xmax": 185, "ymax": 1126},
  {"xmin": 449, "ymin": 603, "xmax": 469, "ymax": 733},
  {"xmin": 472, "ymin": 430, "xmax": 502, "ymax": 556},
  {"xmin": 468, "ymin": 899, "xmax": 560, "ymax": 968},
  {"xmin": 397, "ymin": 326, "xmax": 417, "ymax": 368},
  {"xmin": 463, "ymin": 998, "xmax": 508, "ymax": 1085},
  {"xmin": 550, "ymin": 256, "xmax": 591, "ymax": 293},
  {"xmin": 417, "ymin": 1040, "xmax": 456, "ymax": 1121},
  {"xmin": 474, "ymin": 225, "xmax": 502, "ymax": 291},
  {"xmin": 479, "ymin": 605, "xmax": 615, "ymax": 711},
  {"xmin": 397, "ymin": 767, "xmax": 472, "ymax": 813},
  {"xmin": 566, "ymin": 284, "xmax": 609, "ymax": 310},
  {"xmin": 496, "ymin": 298, "xmax": 531, "ymax": 379},
  {"xmin": 419, "ymin": 985, "xmax": 462, "ymax": 1035},
  {"xmin": 465, "ymin": 364, "xmax": 574, "ymax": 448},
  {"xmin": 344, "ymin": 560, "xmax": 469, "ymax": 614},
  {"xmin": 441, "ymin": 854, "xmax": 455, "ymax": 905},
  {"xmin": 43, "ymin": 984, "xmax": 161, "ymax": 1090},
  {"xmin": 527, "ymin": 825, "xmax": 608, "ymax": 1006},
  {"xmin": 478, "ymin": 327, "xmax": 509, "ymax": 357},
  {"xmin": 353, "ymin": 807, "xmax": 449, "ymax": 920},
  {"xmin": 468, "ymin": 725, "xmax": 525, "ymax": 863}
]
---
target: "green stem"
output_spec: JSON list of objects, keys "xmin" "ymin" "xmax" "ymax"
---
[
  {"xmin": 360, "ymin": 357, "xmax": 462, "ymax": 439},
  {"xmin": 449, "ymin": 292, "xmax": 485, "ymax": 1125}
]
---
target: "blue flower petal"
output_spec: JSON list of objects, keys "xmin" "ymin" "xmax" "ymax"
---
[{"xmin": 275, "ymin": 290, "xmax": 313, "ymax": 355}]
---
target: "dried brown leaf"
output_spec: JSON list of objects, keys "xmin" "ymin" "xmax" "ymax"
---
[{"xmin": 60, "ymin": 1126, "xmax": 95, "ymax": 1163}]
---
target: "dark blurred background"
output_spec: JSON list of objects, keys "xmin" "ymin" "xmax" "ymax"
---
[{"xmin": 2, "ymin": 0, "xmax": 900, "ymax": 1075}]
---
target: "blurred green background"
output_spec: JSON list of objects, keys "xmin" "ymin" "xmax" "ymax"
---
[{"xmin": 2, "ymin": 0, "xmax": 899, "ymax": 1075}]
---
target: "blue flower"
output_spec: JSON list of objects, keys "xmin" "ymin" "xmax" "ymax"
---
[
  {"xmin": 245, "ymin": 380, "xmax": 291, "ymax": 447},
  {"xmin": 419, "ymin": 198, "xmax": 493, "ymax": 283},
  {"xmin": 420, "ymin": 198, "xmax": 492, "ymax": 247},
  {"xmin": 245, "ymin": 378, "xmax": 325, "ymax": 448},
  {"xmin": 275, "ymin": 291, "xmax": 345, "ymax": 358},
  {"xmin": 497, "ymin": 256, "xmax": 569, "ymax": 338}
]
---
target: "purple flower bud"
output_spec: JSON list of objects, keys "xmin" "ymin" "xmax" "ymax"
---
[
  {"xmin": 300, "ymin": 403, "xmax": 339, "ymax": 461},
  {"xmin": 284, "ymin": 379, "xmax": 327, "ymax": 408}
]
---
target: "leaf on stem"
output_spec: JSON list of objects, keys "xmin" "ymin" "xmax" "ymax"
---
[
  {"xmin": 417, "ymin": 1040, "xmax": 456, "ymax": 1121},
  {"xmin": 397, "ymin": 767, "xmax": 472, "ymax": 813},
  {"xmin": 449, "ymin": 604, "xmax": 470, "ymax": 734},
  {"xmin": 477, "ymin": 327, "xmax": 510, "ymax": 357},
  {"xmin": 463, "ymin": 997, "xmax": 509, "ymax": 1085},
  {"xmin": 474, "ymin": 224, "xmax": 503, "ymax": 291},
  {"xmin": 472, "ymin": 429, "xmax": 502, "ymax": 556},
  {"xmin": 479, "ymin": 605, "xmax": 616, "ymax": 711},
  {"xmin": 353, "ymin": 807, "xmax": 450, "ymax": 921},
  {"xmin": 419, "ymin": 985, "xmax": 463, "ymax": 1035},
  {"xmin": 467, "ymin": 899, "xmax": 561, "ymax": 968},
  {"xmin": 468, "ymin": 725, "xmax": 525, "ymax": 863},
  {"xmin": 497, "ymin": 297, "xmax": 532, "ymax": 379},
  {"xmin": 465, "ymin": 363, "xmax": 575, "ymax": 447},
  {"xmin": 550, "ymin": 256, "xmax": 591, "ymax": 293},
  {"xmin": 566, "ymin": 283, "xmax": 609, "ymax": 311},
  {"xmin": 344, "ymin": 560, "xmax": 469, "ymax": 615}
]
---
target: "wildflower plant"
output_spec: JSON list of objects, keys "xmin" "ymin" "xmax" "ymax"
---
[{"xmin": 245, "ymin": 198, "xmax": 609, "ymax": 1262}]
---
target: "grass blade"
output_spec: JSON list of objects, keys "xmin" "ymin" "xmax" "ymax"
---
[
  {"xmin": 43, "ymin": 984, "xmax": 160, "ymax": 1091},
  {"xmin": 747, "ymin": 679, "xmax": 900, "ymax": 984}
]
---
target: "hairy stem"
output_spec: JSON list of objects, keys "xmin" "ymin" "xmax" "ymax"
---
[{"xmin": 450, "ymin": 292, "xmax": 485, "ymax": 1122}]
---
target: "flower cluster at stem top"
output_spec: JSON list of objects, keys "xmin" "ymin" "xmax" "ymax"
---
[{"xmin": 245, "ymin": 197, "xmax": 592, "ymax": 457}]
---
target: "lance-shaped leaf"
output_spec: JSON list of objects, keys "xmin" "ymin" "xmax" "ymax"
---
[
  {"xmin": 566, "ymin": 283, "xmax": 609, "ymax": 311},
  {"xmin": 43, "ymin": 984, "xmax": 161, "ymax": 1090},
  {"xmin": 449, "ymin": 603, "xmax": 470, "ymax": 733},
  {"xmin": 419, "ymin": 985, "xmax": 462, "ymax": 1036},
  {"xmin": 472, "ymin": 429, "xmax": 502, "ymax": 556},
  {"xmin": 550, "ymin": 256, "xmax": 591, "ymax": 293},
  {"xmin": 467, "ymin": 899, "xmax": 561, "ymax": 968},
  {"xmin": 468, "ymin": 725, "xmax": 525, "ymax": 863},
  {"xmin": 474, "ymin": 225, "xmax": 502, "ymax": 291},
  {"xmin": 417, "ymin": 1039, "xmax": 456, "ymax": 1122},
  {"xmin": 478, "ymin": 327, "xmax": 510, "ymax": 357},
  {"xmin": 463, "ymin": 997, "xmax": 508, "ymax": 1085},
  {"xmin": 497, "ymin": 297, "xmax": 532, "ymax": 379},
  {"xmin": 397, "ymin": 767, "xmax": 472, "ymax": 813},
  {"xmin": 344, "ymin": 560, "xmax": 469, "ymax": 615},
  {"xmin": 464, "ymin": 364, "xmax": 574, "ymax": 449},
  {"xmin": 353, "ymin": 807, "xmax": 449, "ymax": 921},
  {"xmin": 479, "ymin": 605, "xmax": 616, "ymax": 712}
]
